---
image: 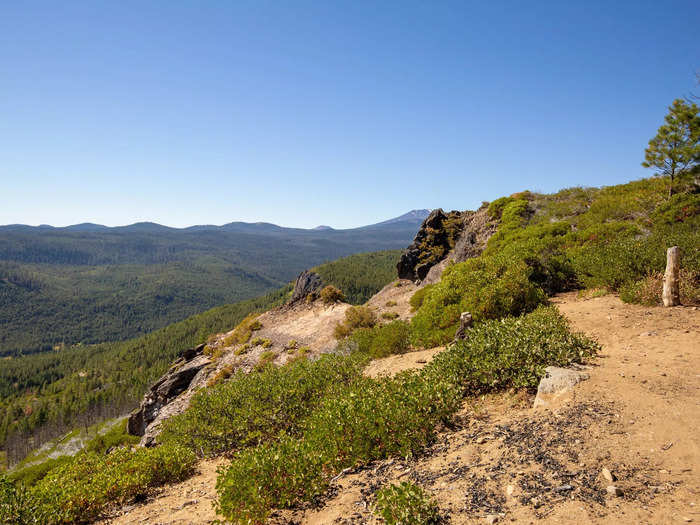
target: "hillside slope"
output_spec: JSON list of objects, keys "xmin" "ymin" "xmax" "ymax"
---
[{"xmin": 99, "ymin": 293, "xmax": 700, "ymax": 524}]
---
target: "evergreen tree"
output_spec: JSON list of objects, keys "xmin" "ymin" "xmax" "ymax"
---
[{"xmin": 643, "ymin": 99, "xmax": 700, "ymax": 197}]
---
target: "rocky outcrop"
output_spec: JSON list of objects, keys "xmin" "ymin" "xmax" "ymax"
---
[
  {"xmin": 397, "ymin": 209, "xmax": 463, "ymax": 282},
  {"xmin": 289, "ymin": 270, "xmax": 324, "ymax": 304},
  {"xmin": 451, "ymin": 206, "xmax": 498, "ymax": 264},
  {"xmin": 398, "ymin": 205, "xmax": 497, "ymax": 284},
  {"xmin": 127, "ymin": 343, "xmax": 211, "ymax": 442}
]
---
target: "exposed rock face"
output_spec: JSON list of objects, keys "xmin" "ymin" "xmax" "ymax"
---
[
  {"xmin": 398, "ymin": 205, "xmax": 497, "ymax": 284},
  {"xmin": 533, "ymin": 366, "xmax": 589, "ymax": 408},
  {"xmin": 127, "ymin": 343, "xmax": 211, "ymax": 441},
  {"xmin": 289, "ymin": 270, "xmax": 324, "ymax": 304},
  {"xmin": 451, "ymin": 206, "xmax": 498, "ymax": 264},
  {"xmin": 397, "ymin": 209, "xmax": 462, "ymax": 282}
]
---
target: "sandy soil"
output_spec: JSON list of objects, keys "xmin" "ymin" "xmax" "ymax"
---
[
  {"xmin": 99, "ymin": 293, "xmax": 699, "ymax": 525},
  {"xmin": 365, "ymin": 279, "xmax": 420, "ymax": 322},
  {"xmin": 363, "ymin": 347, "xmax": 444, "ymax": 379}
]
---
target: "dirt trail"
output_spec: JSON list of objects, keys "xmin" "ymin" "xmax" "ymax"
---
[{"xmin": 100, "ymin": 293, "xmax": 699, "ymax": 524}]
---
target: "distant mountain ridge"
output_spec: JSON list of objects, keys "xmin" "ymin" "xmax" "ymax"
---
[
  {"xmin": 0, "ymin": 210, "xmax": 430, "ymax": 356},
  {"xmin": 0, "ymin": 210, "xmax": 432, "ymax": 233}
]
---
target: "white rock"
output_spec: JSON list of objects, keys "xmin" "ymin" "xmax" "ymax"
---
[
  {"xmin": 601, "ymin": 467, "xmax": 615, "ymax": 482},
  {"xmin": 533, "ymin": 367, "xmax": 589, "ymax": 408}
]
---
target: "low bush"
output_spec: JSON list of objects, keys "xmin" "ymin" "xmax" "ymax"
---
[
  {"xmin": 410, "ymin": 255, "xmax": 547, "ymax": 347},
  {"xmin": 158, "ymin": 354, "xmax": 365, "ymax": 457},
  {"xmin": 255, "ymin": 351, "xmax": 276, "ymax": 370},
  {"xmin": 6, "ymin": 455, "xmax": 73, "ymax": 488},
  {"xmin": 373, "ymin": 481, "xmax": 441, "ymax": 525},
  {"xmin": 423, "ymin": 306, "xmax": 598, "ymax": 394},
  {"xmin": 381, "ymin": 311, "xmax": 399, "ymax": 320},
  {"xmin": 620, "ymin": 269, "xmax": 700, "ymax": 306},
  {"xmin": 0, "ymin": 475, "xmax": 50, "ymax": 525},
  {"xmin": 320, "ymin": 285, "xmax": 346, "ymax": 304},
  {"xmin": 409, "ymin": 284, "xmax": 435, "ymax": 312},
  {"xmin": 334, "ymin": 306, "xmax": 377, "ymax": 339},
  {"xmin": 83, "ymin": 420, "xmax": 139, "ymax": 456},
  {"xmin": 341, "ymin": 321, "xmax": 412, "ymax": 359},
  {"xmin": 215, "ymin": 308, "xmax": 597, "ymax": 523},
  {"xmin": 222, "ymin": 314, "xmax": 262, "ymax": 347},
  {"xmin": 1, "ymin": 443, "xmax": 196, "ymax": 525},
  {"xmin": 385, "ymin": 300, "xmax": 398, "ymax": 307},
  {"xmin": 215, "ymin": 371, "xmax": 459, "ymax": 524}
]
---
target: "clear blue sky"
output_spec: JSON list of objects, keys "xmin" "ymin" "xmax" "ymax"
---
[{"xmin": 1, "ymin": 1, "xmax": 698, "ymax": 228}]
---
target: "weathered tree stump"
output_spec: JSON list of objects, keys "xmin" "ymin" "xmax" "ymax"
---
[
  {"xmin": 454, "ymin": 312, "xmax": 473, "ymax": 340},
  {"xmin": 662, "ymin": 246, "xmax": 680, "ymax": 307}
]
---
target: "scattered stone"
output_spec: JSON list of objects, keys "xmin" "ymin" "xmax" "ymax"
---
[
  {"xmin": 601, "ymin": 467, "xmax": 615, "ymax": 482},
  {"xmin": 606, "ymin": 485, "xmax": 623, "ymax": 497},
  {"xmin": 485, "ymin": 515, "xmax": 499, "ymax": 524},
  {"xmin": 555, "ymin": 484, "xmax": 574, "ymax": 492},
  {"xmin": 505, "ymin": 485, "xmax": 515, "ymax": 496},
  {"xmin": 533, "ymin": 367, "xmax": 589, "ymax": 408}
]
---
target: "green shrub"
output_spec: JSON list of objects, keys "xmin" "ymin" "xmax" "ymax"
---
[
  {"xmin": 409, "ymin": 284, "xmax": 435, "ymax": 312},
  {"xmin": 381, "ymin": 311, "xmax": 399, "ymax": 320},
  {"xmin": 251, "ymin": 337, "xmax": 272, "ymax": 348},
  {"xmin": 385, "ymin": 300, "xmax": 398, "ymax": 307},
  {"xmin": 255, "ymin": 351, "xmax": 276, "ymax": 370},
  {"xmin": 334, "ymin": 306, "xmax": 377, "ymax": 339},
  {"xmin": 15, "ymin": 443, "xmax": 196, "ymax": 524},
  {"xmin": 6, "ymin": 456, "xmax": 73, "ymax": 488},
  {"xmin": 84, "ymin": 420, "xmax": 139, "ymax": 456},
  {"xmin": 0, "ymin": 475, "xmax": 50, "ymax": 525},
  {"xmin": 159, "ymin": 354, "xmax": 365, "ymax": 457},
  {"xmin": 342, "ymin": 321, "xmax": 411, "ymax": 359},
  {"xmin": 222, "ymin": 314, "xmax": 262, "ymax": 347},
  {"xmin": 215, "ymin": 372, "xmax": 459, "ymax": 524},
  {"xmin": 215, "ymin": 308, "xmax": 597, "ymax": 523},
  {"xmin": 487, "ymin": 196, "xmax": 514, "ymax": 219},
  {"xmin": 651, "ymin": 192, "xmax": 700, "ymax": 225},
  {"xmin": 374, "ymin": 481, "xmax": 441, "ymax": 525},
  {"xmin": 423, "ymin": 306, "xmax": 597, "ymax": 394},
  {"xmin": 319, "ymin": 285, "xmax": 346, "ymax": 304},
  {"xmin": 410, "ymin": 256, "xmax": 547, "ymax": 347}
]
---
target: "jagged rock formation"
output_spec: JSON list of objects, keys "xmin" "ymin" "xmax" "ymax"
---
[
  {"xmin": 127, "ymin": 343, "xmax": 211, "ymax": 444},
  {"xmin": 289, "ymin": 270, "xmax": 324, "ymax": 304},
  {"xmin": 397, "ymin": 205, "xmax": 497, "ymax": 284},
  {"xmin": 396, "ymin": 209, "xmax": 463, "ymax": 282}
]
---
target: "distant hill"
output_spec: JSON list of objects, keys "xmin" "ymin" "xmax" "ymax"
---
[{"xmin": 0, "ymin": 211, "xmax": 428, "ymax": 356}]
